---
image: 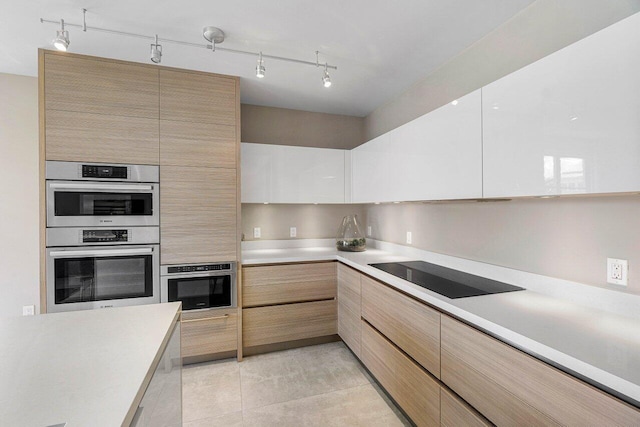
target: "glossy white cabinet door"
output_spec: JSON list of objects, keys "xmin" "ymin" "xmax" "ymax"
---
[
  {"xmin": 352, "ymin": 90, "xmax": 482, "ymax": 203},
  {"xmin": 241, "ymin": 143, "xmax": 347, "ymax": 203},
  {"xmin": 483, "ymin": 12, "xmax": 640, "ymax": 197}
]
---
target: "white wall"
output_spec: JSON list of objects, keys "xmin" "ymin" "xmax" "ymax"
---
[{"xmin": 0, "ymin": 73, "xmax": 40, "ymax": 317}]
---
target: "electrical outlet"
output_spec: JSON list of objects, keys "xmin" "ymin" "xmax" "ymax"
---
[
  {"xmin": 253, "ymin": 227, "xmax": 261, "ymax": 239},
  {"xmin": 367, "ymin": 226, "xmax": 372, "ymax": 237},
  {"xmin": 406, "ymin": 231, "xmax": 412, "ymax": 245},
  {"xmin": 22, "ymin": 305, "xmax": 35, "ymax": 316},
  {"xmin": 607, "ymin": 258, "xmax": 628, "ymax": 286},
  {"xmin": 290, "ymin": 227, "xmax": 297, "ymax": 238}
]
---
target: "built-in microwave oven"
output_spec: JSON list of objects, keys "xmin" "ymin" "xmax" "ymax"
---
[
  {"xmin": 46, "ymin": 160, "xmax": 159, "ymax": 228},
  {"xmin": 161, "ymin": 263, "xmax": 237, "ymax": 310}
]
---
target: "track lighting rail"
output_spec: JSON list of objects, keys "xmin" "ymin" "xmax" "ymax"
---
[{"xmin": 39, "ymin": 17, "xmax": 338, "ymax": 70}]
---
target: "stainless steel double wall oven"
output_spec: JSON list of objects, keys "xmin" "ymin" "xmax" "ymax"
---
[{"xmin": 45, "ymin": 161, "xmax": 160, "ymax": 312}]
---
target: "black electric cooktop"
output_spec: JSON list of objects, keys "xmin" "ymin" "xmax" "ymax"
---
[{"xmin": 369, "ymin": 261, "xmax": 524, "ymax": 299}]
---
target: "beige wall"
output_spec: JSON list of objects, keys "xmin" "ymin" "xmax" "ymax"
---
[
  {"xmin": 366, "ymin": 196, "xmax": 640, "ymax": 295},
  {"xmin": 241, "ymin": 104, "xmax": 364, "ymax": 149},
  {"xmin": 364, "ymin": 0, "xmax": 640, "ymax": 141},
  {"xmin": 242, "ymin": 203, "xmax": 367, "ymax": 241},
  {"xmin": 0, "ymin": 73, "xmax": 40, "ymax": 317}
]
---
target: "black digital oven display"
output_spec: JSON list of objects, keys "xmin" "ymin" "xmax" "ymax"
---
[
  {"xmin": 82, "ymin": 229, "xmax": 129, "ymax": 243},
  {"xmin": 82, "ymin": 165, "xmax": 128, "ymax": 179}
]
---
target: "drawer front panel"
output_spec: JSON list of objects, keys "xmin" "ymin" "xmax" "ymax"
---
[
  {"xmin": 361, "ymin": 321, "xmax": 440, "ymax": 427},
  {"xmin": 440, "ymin": 387, "xmax": 492, "ymax": 427},
  {"xmin": 361, "ymin": 274, "xmax": 441, "ymax": 377},
  {"xmin": 337, "ymin": 264, "xmax": 362, "ymax": 357},
  {"xmin": 243, "ymin": 263, "xmax": 337, "ymax": 307},
  {"xmin": 243, "ymin": 299, "xmax": 337, "ymax": 347},
  {"xmin": 181, "ymin": 308, "xmax": 238, "ymax": 358},
  {"xmin": 441, "ymin": 315, "xmax": 640, "ymax": 426}
]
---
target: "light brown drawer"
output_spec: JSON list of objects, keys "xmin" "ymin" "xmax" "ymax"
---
[
  {"xmin": 45, "ymin": 110, "xmax": 159, "ymax": 165},
  {"xmin": 181, "ymin": 308, "xmax": 237, "ymax": 358},
  {"xmin": 337, "ymin": 263, "xmax": 361, "ymax": 357},
  {"xmin": 361, "ymin": 321, "xmax": 440, "ymax": 427},
  {"xmin": 243, "ymin": 299, "xmax": 337, "ymax": 347},
  {"xmin": 440, "ymin": 387, "xmax": 492, "ymax": 427},
  {"xmin": 361, "ymin": 274, "xmax": 441, "ymax": 378},
  {"xmin": 441, "ymin": 315, "xmax": 640, "ymax": 426},
  {"xmin": 242, "ymin": 263, "xmax": 337, "ymax": 307}
]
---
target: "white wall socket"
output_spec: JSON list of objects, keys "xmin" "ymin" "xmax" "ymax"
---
[
  {"xmin": 22, "ymin": 305, "xmax": 35, "ymax": 316},
  {"xmin": 406, "ymin": 231, "xmax": 412, "ymax": 245},
  {"xmin": 367, "ymin": 226, "xmax": 372, "ymax": 237},
  {"xmin": 607, "ymin": 258, "xmax": 628, "ymax": 286},
  {"xmin": 253, "ymin": 227, "xmax": 261, "ymax": 239},
  {"xmin": 290, "ymin": 227, "xmax": 297, "ymax": 238}
]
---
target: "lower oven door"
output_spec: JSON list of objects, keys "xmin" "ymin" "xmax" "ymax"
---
[
  {"xmin": 161, "ymin": 273, "xmax": 236, "ymax": 310},
  {"xmin": 46, "ymin": 245, "xmax": 160, "ymax": 313}
]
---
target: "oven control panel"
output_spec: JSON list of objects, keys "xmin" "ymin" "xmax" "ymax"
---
[
  {"xmin": 168, "ymin": 263, "xmax": 231, "ymax": 274},
  {"xmin": 82, "ymin": 164, "xmax": 128, "ymax": 179},
  {"xmin": 82, "ymin": 229, "xmax": 129, "ymax": 243}
]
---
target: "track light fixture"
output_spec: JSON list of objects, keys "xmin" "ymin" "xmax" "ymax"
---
[
  {"xmin": 52, "ymin": 19, "xmax": 70, "ymax": 51},
  {"xmin": 322, "ymin": 65, "xmax": 332, "ymax": 88},
  {"xmin": 41, "ymin": 12, "xmax": 337, "ymax": 84},
  {"xmin": 150, "ymin": 34, "xmax": 162, "ymax": 64},
  {"xmin": 256, "ymin": 52, "xmax": 265, "ymax": 79}
]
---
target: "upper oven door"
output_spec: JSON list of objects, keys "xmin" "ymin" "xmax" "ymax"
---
[{"xmin": 46, "ymin": 181, "xmax": 159, "ymax": 227}]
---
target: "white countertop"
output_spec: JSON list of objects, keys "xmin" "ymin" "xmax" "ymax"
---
[
  {"xmin": 0, "ymin": 302, "xmax": 181, "ymax": 427},
  {"xmin": 242, "ymin": 240, "xmax": 640, "ymax": 407}
]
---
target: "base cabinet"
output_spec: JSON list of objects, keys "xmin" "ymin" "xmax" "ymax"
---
[
  {"xmin": 181, "ymin": 308, "xmax": 237, "ymax": 359},
  {"xmin": 361, "ymin": 321, "xmax": 440, "ymax": 427},
  {"xmin": 243, "ymin": 300, "xmax": 337, "ymax": 348},
  {"xmin": 337, "ymin": 264, "xmax": 362, "ymax": 358},
  {"xmin": 441, "ymin": 315, "xmax": 640, "ymax": 426}
]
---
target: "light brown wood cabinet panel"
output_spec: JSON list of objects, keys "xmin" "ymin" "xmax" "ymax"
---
[
  {"xmin": 440, "ymin": 387, "xmax": 492, "ymax": 427},
  {"xmin": 44, "ymin": 52, "xmax": 159, "ymax": 118},
  {"xmin": 160, "ymin": 120, "xmax": 236, "ymax": 168},
  {"xmin": 361, "ymin": 321, "xmax": 440, "ymax": 427},
  {"xmin": 243, "ymin": 300, "xmax": 337, "ymax": 348},
  {"xmin": 45, "ymin": 109, "xmax": 159, "ymax": 164},
  {"xmin": 441, "ymin": 315, "xmax": 640, "ymax": 426},
  {"xmin": 181, "ymin": 308, "xmax": 237, "ymax": 358},
  {"xmin": 361, "ymin": 275, "xmax": 441, "ymax": 378},
  {"xmin": 242, "ymin": 262, "xmax": 337, "ymax": 307},
  {"xmin": 160, "ymin": 166, "xmax": 237, "ymax": 264},
  {"xmin": 160, "ymin": 70, "xmax": 236, "ymax": 125},
  {"xmin": 337, "ymin": 263, "xmax": 362, "ymax": 358}
]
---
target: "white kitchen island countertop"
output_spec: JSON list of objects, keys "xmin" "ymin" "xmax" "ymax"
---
[
  {"xmin": 0, "ymin": 302, "xmax": 181, "ymax": 427},
  {"xmin": 242, "ymin": 239, "xmax": 640, "ymax": 407}
]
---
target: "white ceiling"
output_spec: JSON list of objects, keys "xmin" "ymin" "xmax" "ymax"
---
[{"xmin": 1, "ymin": 0, "xmax": 534, "ymax": 116}]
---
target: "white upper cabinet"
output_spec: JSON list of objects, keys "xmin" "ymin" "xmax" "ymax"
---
[
  {"xmin": 352, "ymin": 90, "xmax": 482, "ymax": 203},
  {"xmin": 482, "ymin": 12, "xmax": 640, "ymax": 198},
  {"xmin": 241, "ymin": 143, "xmax": 348, "ymax": 203}
]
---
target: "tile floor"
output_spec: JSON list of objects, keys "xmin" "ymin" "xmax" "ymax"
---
[{"xmin": 182, "ymin": 342, "xmax": 411, "ymax": 426}]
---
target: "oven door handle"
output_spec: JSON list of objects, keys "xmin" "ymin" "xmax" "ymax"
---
[
  {"xmin": 48, "ymin": 183, "xmax": 154, "ymax": 192},
  {"xmin": 49, "ymin": 248, "xmax": 154, "ymax": 258}
]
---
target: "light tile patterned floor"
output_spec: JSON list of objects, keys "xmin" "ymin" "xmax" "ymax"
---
[{"xmin": 182, "ymin": 342, "xmax": 410, "ymax": 426}]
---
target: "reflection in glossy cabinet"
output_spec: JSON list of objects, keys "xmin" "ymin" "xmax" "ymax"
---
[
  {"xmin": 483, "ymin": 12, "xmax": 640, "ymax": 197},
  {"xmin": 241, "ymin": 143, "xmax": 347, "ymax": 203},
  {"xmin": 351, "ymin": 90, "xmax": 482, "ymax": 203}
]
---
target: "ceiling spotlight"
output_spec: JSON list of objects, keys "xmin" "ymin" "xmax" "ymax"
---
[
  {"xmin": 256, "ymin": 52, "xmax": 265, "ymax": 78},
  {"xmin": 150, "ymin": 34, "xmax": 162, "ymax": 63},
  {"xmin": 53, "ymin": 19, "xmax": 70, "ymax": 51},
  {"xmin": 322, "ymin": 65, "xmax": 331, "ymax": 88}
]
